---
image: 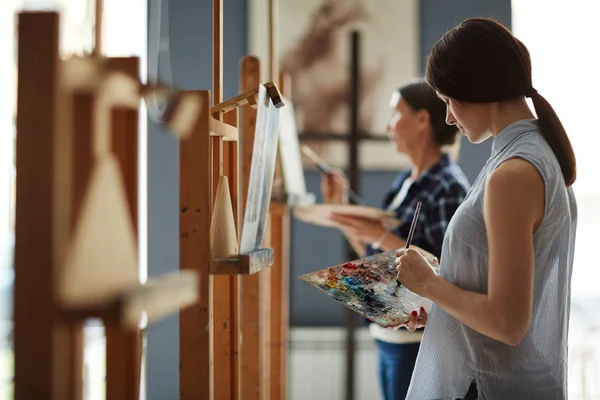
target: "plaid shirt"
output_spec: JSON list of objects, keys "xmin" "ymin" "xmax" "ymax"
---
[{"xmin": 365, "ymin": 153, "xmax": 470, "ymax": 259}]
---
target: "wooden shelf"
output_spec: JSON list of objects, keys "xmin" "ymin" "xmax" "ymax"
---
[
  {"xmin": 60, "ymin": 271, "xmax": 199, "ymax": 329},
  {"xmin": 160, "ymin": 90, "xmax": 204, "ymax": 139},
  {"xmin": 120, "ymin": 271, "xmax": 199, "ymax": 328},
  {"xmin": 210, "ymin": 117, "xmax": 239, "ymax": 141},
  {"xmin": 211, "ymin": 248, "xmax": 274, "ymax": 275},
  {"xmin": 210, "ymin": 81, "xmax": 285, "ymax": 116},
  {"xmin": 211, "ymin": 86, "xmax": 260, "ymax": 115},
  {"xmin": 62, "ymin": 56, "xmax": 203, "ymax": 139}
]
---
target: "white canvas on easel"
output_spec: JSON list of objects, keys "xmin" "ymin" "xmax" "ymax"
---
[
  {"xmin": 278, "ymin": 97, "xmax": 305, "ymax": 194},
  {"xmin": 277, "ymin": 96, "xmax": 315, "ymax": 206},
  {"xmin": 239, "ymin": 85, "xmax": 281, "ymax": 254}
]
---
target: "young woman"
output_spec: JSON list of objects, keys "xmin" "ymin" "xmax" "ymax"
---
[
  {"xmin": 321, "ymin": 79, "xmax": 470, "ymax": 400},
  {"xmin": 395, "ymin": 18, "xmax": 578, "ymax": 399}
]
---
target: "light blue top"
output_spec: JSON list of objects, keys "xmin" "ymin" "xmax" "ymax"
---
[{"xmin": 407, "ymin": 120, "xmax": 578, "ymax": 399}]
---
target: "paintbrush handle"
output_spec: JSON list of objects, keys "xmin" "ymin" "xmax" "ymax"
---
[
  {"xmin": 397, "ymin": 201, "xmax": 423, "ymax": 287},
  {"xmin": 405, "ymin": 202, "xmax": 422, "ymax": 249},
  {"xmin": 345, "ymin": 187, "xmax": 367, "ymax": 206},
  {"xmin": 304, "ymin": 146, "xmax": 367, "ymax": 205}
]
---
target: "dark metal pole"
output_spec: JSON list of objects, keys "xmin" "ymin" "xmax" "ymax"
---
[{"xmin": 343, "ymin": 29, "xmax": 361, "ymax": 400}]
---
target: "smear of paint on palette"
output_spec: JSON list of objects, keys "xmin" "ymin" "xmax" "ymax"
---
[{"xmin": 299, "ymin": 250, "xmax": 438, "ymax": 329}]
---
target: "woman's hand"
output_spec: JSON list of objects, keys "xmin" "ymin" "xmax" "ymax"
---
[
  {"xmin": 320, "ymin": 169, "xmax": 349, "ymax": 204},
  {"xmin": 395, "ymin": 248, "xmax": 439, "ymax": 297},
  {"xmin": 397, "ymin": 307, "xmax": 428, "ymax": 331},
  {"xmin": 329, "ymin": 214, "xmax": 386, "ymax": 243},
  {"xmin": 409, "ymin": 245, "xmax": 439, "ymax": 267}
]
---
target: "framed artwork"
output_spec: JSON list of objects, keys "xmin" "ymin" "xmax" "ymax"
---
[{"xmin": 250, "ymin": 0, "xmax": 419, "ymax": 170}]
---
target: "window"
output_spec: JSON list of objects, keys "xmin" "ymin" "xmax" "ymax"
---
[{"xmin": 513, "ymin": 1, "xmax": 600, "ymax": 397}]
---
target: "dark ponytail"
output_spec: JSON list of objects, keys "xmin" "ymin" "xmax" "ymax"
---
[
  {"xmin": 528, "ymin": 93, "xmax": 577, "ymax": 186},
  {"xmin": 425, "ymin": 17, "xmax": 576, "ymax": 186}
]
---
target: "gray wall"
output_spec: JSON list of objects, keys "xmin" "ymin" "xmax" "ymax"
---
[
  {"xmin": 145, "ymin": 1, "xmax": 247, "ymax": 398},
  {"xmin": 290, "ymin": 0, "xmax": 512, "ymax": 326}
]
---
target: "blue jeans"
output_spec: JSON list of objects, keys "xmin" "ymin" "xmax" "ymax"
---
[{"xmin": 375, "ymin": 340, "xmax": 420, "ymax": 400}]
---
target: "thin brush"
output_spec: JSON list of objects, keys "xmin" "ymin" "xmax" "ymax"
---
[
  {"xmin": 396, "ymin": 201, "xmax": 422, "ymax": 288},
  {"xmin": 301, "ymin": 145, "xmax": 367, "ymax": 206}
]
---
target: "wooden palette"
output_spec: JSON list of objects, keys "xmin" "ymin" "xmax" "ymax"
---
[
  {"xmin": 299, "ymin": 250, "xmax": 438, "ymax": 328},
  {"xmin": 293, "ymin": 203, "xmax": 401, "ymax": 230}
]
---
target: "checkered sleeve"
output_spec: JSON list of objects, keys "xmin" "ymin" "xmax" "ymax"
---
[{"xmin": 422, "ymin": 184, "xmax": 466, "ymax": 258}]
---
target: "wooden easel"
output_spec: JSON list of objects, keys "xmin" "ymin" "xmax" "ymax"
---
[
  {"xmin": 294, "ymin": 30, "xmax": 366, "ymax": 400},
  {"xmin": 178, "ymin": 0, "xmax": 285, "ymax": 399},
  {"xmin": 239, "ymin": 55, "xmax": 269, "ymax": 400},
  {"xmin": 266, "ymin": 1, "xmax": 301, "ymax": 398},
  {"xmin": 13, "ymin": 8, "xmax": 200, "ymax": 400}
]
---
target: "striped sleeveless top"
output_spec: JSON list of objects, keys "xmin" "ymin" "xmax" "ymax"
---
[{"xmin": 407, "ymin": 120, "xmax": 578, "ymax": 399}]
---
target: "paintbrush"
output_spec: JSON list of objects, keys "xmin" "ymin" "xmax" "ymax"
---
[
  {"xmin": 301, "ymin": 145, "xmax": 366, "ymax": 206},
  {"xmin": 396, "ymin": 201, "xmax": 422, "ymax": 289}
]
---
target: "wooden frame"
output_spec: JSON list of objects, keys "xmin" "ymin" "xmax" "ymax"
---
[
  {"xmin": 267, "ymin": 1, "xmax": 295, "ymax": 398},
  {"xmin": 178, "ymin": 0, "xmax": 286, "ymax": 399},
  {"xmin": 14, "ymin": 3, "xmax": 293, "ymax": 400}
]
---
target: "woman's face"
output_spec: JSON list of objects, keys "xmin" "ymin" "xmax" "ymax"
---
[
  {"xmin": 387, "ymin": 92, "xmax": 424, "ymax": 154},
  {"xmin": 437, "ymin": 93, "xmax": 492, "ymax": 144}
]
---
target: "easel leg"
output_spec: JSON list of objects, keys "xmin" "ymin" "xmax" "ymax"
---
[
  {"xmin": 14, "ymin": 11, "xmax": 77, "ymax": 400},
  {"xmin": 260, "ymin": 218, "xmax": 272, "ymax": 400},
  {"xmin": 179, "ymin": 91, "xmax": 212, "ymax": 400},
  {"xmin": 105, "ymin": 326, "xmax": 141, "ymax": 400},
  {"xmin": 223, "ymin": 112, "xmax": 242, "ymax": 400},
  {"xmin": 105, "ymin": 56, "xmax": 142, "ymax": 400},
  {"xmin": 238, "ymin": 55, "xmax": 264, "ymax": 400},
  {"xmin": 269, "ymin": 209, "xmax": 290, "ymax": 400}
]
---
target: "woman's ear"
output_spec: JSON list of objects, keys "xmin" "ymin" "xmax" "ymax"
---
[{"xmin": 416, "ymin": 109, "xmax": 431, "ymax": 129}]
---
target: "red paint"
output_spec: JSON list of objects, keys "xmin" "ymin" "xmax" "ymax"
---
[{"xmin": 342, "ymin": 262, "xmax": 358, "ymax": 270}]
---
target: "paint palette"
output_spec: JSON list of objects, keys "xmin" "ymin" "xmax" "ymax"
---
[
  {"xmin": 299, "ymin": 250, "xmax": 439, "ymax": 329},
  {"xmin": 293, "ymin": 204, "xmax": 401, "ymax": 230}
]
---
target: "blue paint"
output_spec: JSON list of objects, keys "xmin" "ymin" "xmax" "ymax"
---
[{"xmin": 344, "ymin": 277, "xmax": 357, "ymax": 286}]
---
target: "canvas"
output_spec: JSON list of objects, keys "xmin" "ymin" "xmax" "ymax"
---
[
  {"xmin": 250, "ymin": 0, "xmax": 419, "ymax": 170},
  {"xmin": 299, "ymin": 250, "xmax": 438, "ymax": 328},
  {"xmin": 240, "ymin": 85, "xmax": 281, "ymax": 254},
  {"xmin": 277, "ymin": 96, "xmax": 316, "ymax": 205}
]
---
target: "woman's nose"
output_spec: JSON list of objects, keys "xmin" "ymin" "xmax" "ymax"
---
[
  {"xmin": 386, "ymin": 119, "xmax": 394, "ymax": 134},
  {"xmin": 445, "ymin": 109, "xmax": 456, "ymax": 126}
]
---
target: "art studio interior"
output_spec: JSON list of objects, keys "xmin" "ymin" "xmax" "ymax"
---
[{"xmin": 1, "ymin": 0, "xmax": 599, "ymax": 399}]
